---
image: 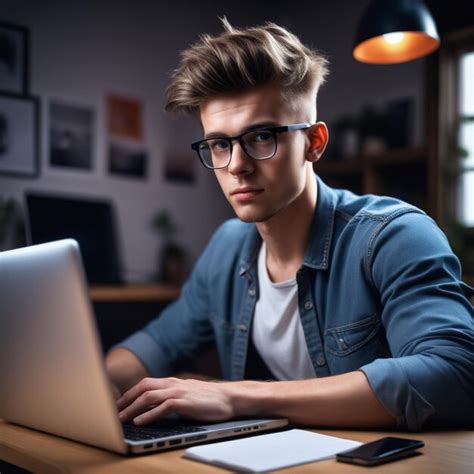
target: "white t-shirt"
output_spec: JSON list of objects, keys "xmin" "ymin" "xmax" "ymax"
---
[{"xmin": 252, "ymin": 243, "xmax": 316, "ymax": 380}]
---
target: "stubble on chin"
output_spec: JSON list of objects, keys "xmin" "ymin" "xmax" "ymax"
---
[{"xmin": 232, "ymin": 205, "xmax": 277, "ymax": 224}]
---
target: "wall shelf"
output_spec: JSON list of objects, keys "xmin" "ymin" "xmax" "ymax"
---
[
  {"xmin": 90, "ymin": 284, "xmax": 180, "ymax": 302},
  {"xmin": 315, "ymin": 147, "xmax": 432, "ymax": 214}
]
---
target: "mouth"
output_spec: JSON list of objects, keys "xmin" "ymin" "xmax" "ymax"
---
[{"xmin": 230, "ymin": 187, "xmax": 264, "ymax": 202}]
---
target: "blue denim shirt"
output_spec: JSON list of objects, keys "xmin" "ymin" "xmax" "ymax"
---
[{"xmin": 118, "ymin": 177, "xmax": 474, "ymax": 431}]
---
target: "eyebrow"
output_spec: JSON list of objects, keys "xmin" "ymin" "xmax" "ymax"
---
[{"xmin": 204, "ymin": 122, "xmax": 279, "ymax": 139}]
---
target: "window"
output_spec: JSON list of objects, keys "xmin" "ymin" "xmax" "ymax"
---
[
  {"xmin": 458, "ymin": 51, "xmax": 474, "ymax": 226},
  {"xmin": 436, "ymin": 28, "xmax": 474, "ymax": 277}
]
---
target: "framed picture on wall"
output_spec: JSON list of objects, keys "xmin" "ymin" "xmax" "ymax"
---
[
  {"xmin": 0, "ymin": 22, "xmax": 29, "ymax": 95},
  {"xmin": 164, "ymin": 153, "xmax": 195, "ymax": 184},
  {"xmin": 108, "ymin": 143, "xmax": 148, "ymax": 179},
  {"xmin": 106, "ymin": 93, "xmax": 144, "ymax": 142},
  {"xmin": 0, "ymin": 94, "xmax": 39, "ymax": 177},
  {"xmin": 49, "ymin": 99, "xmax": 95, "ymax": 171}
]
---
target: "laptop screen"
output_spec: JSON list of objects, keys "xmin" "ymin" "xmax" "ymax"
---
[{"xmin": 25, "ymin": 192, "xmax": 123, "ymax": 284}]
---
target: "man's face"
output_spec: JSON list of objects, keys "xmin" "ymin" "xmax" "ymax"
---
[{"xmin": 199, "ymin": 85, "xmax": 317, "ymax": 224}]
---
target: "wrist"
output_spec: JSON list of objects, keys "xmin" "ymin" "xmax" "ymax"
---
[
  {"xmin": 223, "ymin": 380, "xmax": 280, "ymax": 418},
  {"xmin": 105, "ymin": 348, "xmax": 148, "ymax": 393}
]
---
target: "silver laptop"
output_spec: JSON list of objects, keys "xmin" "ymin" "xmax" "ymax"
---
[{"xmin": 0, "ymin": 239, "xmax": 288, "ymax": 454}]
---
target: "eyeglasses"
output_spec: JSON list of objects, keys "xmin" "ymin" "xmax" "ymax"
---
[{"xmin": 191, "ymin": 123, "xmax": 311, "ymax": 170}]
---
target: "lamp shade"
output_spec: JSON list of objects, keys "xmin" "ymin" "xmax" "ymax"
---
[{"xmin": 353, "ymin": 0, "xmax": 440, "ymax": 64}]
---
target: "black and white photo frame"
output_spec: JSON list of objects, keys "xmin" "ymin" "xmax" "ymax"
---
[
  {"xmin": 0, "ymin": 94, "xmax": 39, "ymax": 177},
  {"xmin": 48, "ymin": 98, "xmax": 95, "ymax": 171},
  {"xmin": 0, "ymin": 22, "xmax": 29, "ymax": 96}
]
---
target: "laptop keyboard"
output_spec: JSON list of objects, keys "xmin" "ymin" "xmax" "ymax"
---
[{"xmin": 123, "ymin": 422, "xmax": 207, "ymax": 441}]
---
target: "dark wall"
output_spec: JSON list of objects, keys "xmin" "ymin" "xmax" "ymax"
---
[{"xmin": 426, "ymin": 0, "xmax": 474, "ymax": 35}]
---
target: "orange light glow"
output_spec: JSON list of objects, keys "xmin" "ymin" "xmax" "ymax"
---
[
  {"xmin": 353, "ymin": 31, "xmax": 439, "ymax": 64},
  {"xmin": 383, "ymin": 32, "xmax": 405, "ymax": 44}
]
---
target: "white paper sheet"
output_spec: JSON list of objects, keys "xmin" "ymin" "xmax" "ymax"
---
[{"xmin": 184, "ymin": 429, "xmax": 362, "ymax": 472}]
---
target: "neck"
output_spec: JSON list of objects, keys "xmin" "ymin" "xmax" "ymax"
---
[{"xmin": 257, "ymin": 169, "xmax": 317, "ymax": 282}]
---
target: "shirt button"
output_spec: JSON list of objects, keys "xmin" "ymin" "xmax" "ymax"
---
[
  {"xmin": 304, "ymin": 301, "xmax": 313, "ymax": 311},
  {"xmin": 238, "ymin": 324, "xmax": 247, "ymax": 332},
  {"xmin": 316, "ymin": 355, "xmax": 326, "ymax": 366},
  {"xmin": 248, "ymin": 288, "xmax": 256, "ymax": 296}
]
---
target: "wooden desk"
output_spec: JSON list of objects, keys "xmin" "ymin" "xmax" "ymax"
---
[
  {"xmin": 0, "ymin": 421, "xmax": 472, "ymax": 473},
  {"xmin": 90, "ymin": 284, "xmax": 180, "ymax": 303}
]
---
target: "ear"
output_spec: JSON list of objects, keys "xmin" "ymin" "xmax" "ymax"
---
[{"xmin": 306, "ymin": 122, "xmax": 329, "ymax": 163}]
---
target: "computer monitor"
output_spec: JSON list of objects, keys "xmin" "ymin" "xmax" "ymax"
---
[{"xmin": 25, "ymin": 192, "xmax": 123, "ymax": 284}]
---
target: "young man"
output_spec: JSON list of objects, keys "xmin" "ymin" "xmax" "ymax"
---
[{"xmin": 106, "ymin": 20, "xmax": 473, "ymax": 431}]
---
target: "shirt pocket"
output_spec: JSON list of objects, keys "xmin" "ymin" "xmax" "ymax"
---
[{"xmin": 325, "ymin": 314, "xmax": 381, "ymax": 357}]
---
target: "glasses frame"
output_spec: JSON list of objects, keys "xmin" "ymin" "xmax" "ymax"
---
[{"xmin": 191, "ymin": 122, "xmax": 311, "ymax": 169}]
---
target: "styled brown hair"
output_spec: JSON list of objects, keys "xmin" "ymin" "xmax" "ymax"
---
[{"xmin": 165, "ymin": 18, "xmax": 329, "ymax": 115}]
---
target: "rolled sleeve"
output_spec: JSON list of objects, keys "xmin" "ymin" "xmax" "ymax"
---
[{"xmin": 361, "ymin": 358, "xmax": 435, "ymax": 430}]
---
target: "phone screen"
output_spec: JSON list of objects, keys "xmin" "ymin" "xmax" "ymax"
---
[{"xmin": 337, "ymin": 437, "xmax": 424, "ymax": 465}]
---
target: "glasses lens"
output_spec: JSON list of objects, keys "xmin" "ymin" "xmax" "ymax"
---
[
  {"xmin": 199, "ymin": 139, "xmax": 231, "ymax": 169},
  {"xmin": 241, "ymin": 130, "xmax": 276, "ymax": 160}
]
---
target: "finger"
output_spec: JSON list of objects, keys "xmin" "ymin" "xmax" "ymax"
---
[
  {"xmin": 119, "ymin": 388, "xmax": 175, "ymax": 422},
  {"xmin": 133, "ymin": 398, "xmax": 191, "ymax": 425},
  {"xmin": 111, "ymin": 383, "xmax": 121, "ymax": 401},
  {"xmin": 117, "ymin": 377, "xmax": 161, "ymax": 411},
  {"xmin": 117, "ymin": 377, "xmax": 178, "ymax": 411}
]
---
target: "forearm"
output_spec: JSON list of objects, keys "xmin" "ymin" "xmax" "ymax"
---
[
  {"xmin": 105, "ymin": 348, "xmax": 150, "ymax": 394},
  {"xmin": 229, "ymin": 370, "xmax": 396, "ymax": 429}
]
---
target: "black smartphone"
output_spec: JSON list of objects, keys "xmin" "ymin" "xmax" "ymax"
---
[{"xmin": 336, "ymin": 437, "xmax": 424, "ymax": 466}]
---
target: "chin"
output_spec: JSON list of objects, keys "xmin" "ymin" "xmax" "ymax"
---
[{"xmin": 234, "ymin": 208, "xmax": 277, "ymax": 224}]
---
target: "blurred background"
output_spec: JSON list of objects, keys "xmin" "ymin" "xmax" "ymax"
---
[{"xmin": 0, "ymin": 0, "xmax": 473, "ymax": 354}]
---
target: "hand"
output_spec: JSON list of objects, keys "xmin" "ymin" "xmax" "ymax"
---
[
  {"xmin": 111, "ymin": 382, "xmax": 121, "ymax": 401},
  {"xmin": 116, "ymin": 377, "xmax": 236, "ymax": 425}
]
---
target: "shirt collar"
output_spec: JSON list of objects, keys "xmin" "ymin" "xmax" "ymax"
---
[
  {"xmin": 239, "ymin": 175, "xmax": 337, "ymax": 276},
  {"xmin": 239, "ymin": 225, "xmax": 261, "ymax": 277},
  {"xmin": 302, "ymin": 175, "xmax": 337, "ymax": 270}
]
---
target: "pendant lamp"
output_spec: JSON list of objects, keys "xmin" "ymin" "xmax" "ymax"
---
[{"xmin": 353, "ymin": 0, "xmax": 440, "ymax": 64}]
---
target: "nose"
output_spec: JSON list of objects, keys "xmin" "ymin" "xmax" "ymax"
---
[{"xmin": 227, "ymin": 140, "xmax": 254, "ymax": 176}]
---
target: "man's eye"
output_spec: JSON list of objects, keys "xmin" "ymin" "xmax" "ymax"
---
[
  {"xmin": 253, "ymin": 131, "xmax": 273, "ymax": 142},
  {"xmin": 210, "ymin": 139, "xmax": 230, "ymax": 151}
]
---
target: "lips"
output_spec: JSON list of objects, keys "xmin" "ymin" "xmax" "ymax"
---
[{"xmin": 230, "ymin": 187, "xmax": 264, "ymax": 202}]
